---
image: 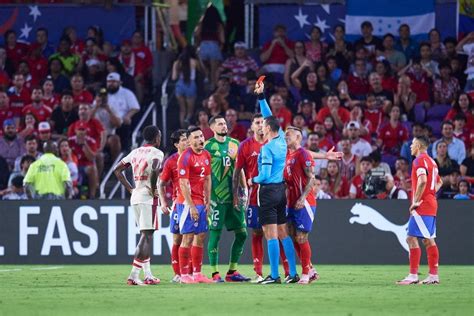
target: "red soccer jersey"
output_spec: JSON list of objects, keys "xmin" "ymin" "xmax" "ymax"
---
[
  {"xmin": 274, "ymin": 107, "xmax": 293, "ymax": 129},
  {"xmin": 22, "ymin": 103, "xmax": 53, "ymax": 122},
  {"xmin": 284, "ymin": 147, "xmax": 316, "ymax": 208},
  {"xmin": 7, "ymin": 87, "xmax": 31, "ymax": 117},
  {"xmin": 68, "ymin": 119, "xmax": 104, "ymax": 145},
  {"xmin": 329, "ymin": 177, "xmax": 350, "ymax": 198},
  {"xmin": 133, "ymin": 45, "xmax": 153, "ymax": 70},
  {"xmin": 176, "ymin": 148, "xmax": 211, "ymax": 205},
  {"xmin": 27, "ymin": 57, "xmax": 48, "ymax": 85},
  {"xmin": 73, "ymin": 90, "xmax": 94, "ymax": 106},
  {"xmin": 378, "ymin": 122, "xmax": 409, "ymax": 154},
  {"xmin": 318, "ymin": 136, "xmax": 335, "ymax": 152},
  {"xmin": 160, "ymin": 152, "xmax": 179, "ymax": 200},
  {"xmin": 68, "ymin": 135, "xmax": 98, "ymax": 167},
  {"xmin": 42, "ymin": 94, "xmax": 61, "ymax": 110},
  {"xmin": 236, "ymin": 137, "xmax": 264, "ymax": 206},
  {"xmin": 316, "ymin": 106, "xmax": 351, "ymax": 126},
  {"xmin": 350, "ymin": 174, "xmax": 368, "ymax": 199},
  {"xmin": 261, "ymin": 39, "xmax": 295, "ymax": 65},
  {"xmin": 411, "ymin": 153, "xmax": 439, "ymax": 216},
  {"xmin": 6, "ymin": 42, "xmax": 30, "ymax": 68},
  {"xmin": 364, "ymin": 108, "xmax": 384, "ymax": 134}
]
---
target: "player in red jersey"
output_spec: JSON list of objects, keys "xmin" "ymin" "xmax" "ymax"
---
[
  {"xmin": 397, "ymin": 136, "xmax": 443, "ymax": 285},
  {"xmin": 158, "ymin": 129, "xmax": 188, "ymax": 283},
  {"xmin": 176, "ymin": 127, "xmax": 213, "ymax": 284}
]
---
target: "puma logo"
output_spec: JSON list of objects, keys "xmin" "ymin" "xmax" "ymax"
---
[{"xmin": 349, "ymin": 203, "xmax": 409, "ymax": 252}]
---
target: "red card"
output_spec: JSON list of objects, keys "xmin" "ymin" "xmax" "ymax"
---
[{"xmin": 256, "ymin": 75, "xmax": 266, "ymax": 84}]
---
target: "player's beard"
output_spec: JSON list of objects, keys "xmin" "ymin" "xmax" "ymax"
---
[{"xmin": 217, "ymin": 132, "xmax": 227, "ymax": 137}]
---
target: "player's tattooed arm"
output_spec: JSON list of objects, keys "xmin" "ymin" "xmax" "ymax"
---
[
  {"xmin": 113, "ymin": 162, "xmax": 134, "ymax": 194},
  {"xmin": 295, "ymin": 165, "xmax": 315, "ymax": 210}
]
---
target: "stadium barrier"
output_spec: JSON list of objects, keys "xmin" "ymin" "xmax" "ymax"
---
[{"xmin": 0, "ymin": 200, "xmax": 472, "ymax": 264}]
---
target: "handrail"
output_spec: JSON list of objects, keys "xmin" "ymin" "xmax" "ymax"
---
[
  {"xmin": 131, "ymin": 101, "xmax": 156, "ymax": 149},
  {"xmin": 99, "ymin": 152, "xmax": 124, "ymax": 199}
]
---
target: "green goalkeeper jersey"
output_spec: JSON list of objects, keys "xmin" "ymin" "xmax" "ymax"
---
[{"xmin": 204, "ymin": 136, "xmax": 240, "ymax": 203}]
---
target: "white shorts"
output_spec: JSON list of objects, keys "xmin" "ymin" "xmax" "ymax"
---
[{"xmin": 132, "ymin": 203, "xmax": 159, "ymax": 231}]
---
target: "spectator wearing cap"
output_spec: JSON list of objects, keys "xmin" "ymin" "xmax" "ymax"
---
[
  {"xmin": 221, "ymin": 41, "xmax": 259, "ymax": 87},
  {"xmin": 378, "ymin": 34, "xmax": 406, "ymax": 72},
  {"xmin": 376, "ymin": 105, "xmax": 409, "ymax": 166},
  {"xmin": 41, "ymin": 77, "xmax": 61, "ymax": 110},
  {"xmin": 349, "ymin": 156, "xmax": 373, "ymax": 199},
  {"xmin": 7, "ymin": 73, "xmax": 31, "ymax": 119},
  {"xmin": 268, "ymin": 93, "xmax": 292, "ymax": 129},
  {"xmin": 9, "ymin": 154, "xmax": 35, "ymax": 187},
  {"xmin": 284, "ymin": 40, "xmax": 313, "ymax": 88},
  {"xmin": 50, "ymin": 90, "xmax": 79, "ymax": 138},
  {"xmin": 316, "ymin": 93, "xmax": 350, "ymax": 130},
  {"xmin": 172, "ymin": 45, "xmax": 199, "ymax": 128},
  {"xmin": 338, "ymin": 138, "xmax": 358, "ymax": 181},
  {"xmin": 22, "ymin": 87, "xmax": 53, "ymax": 123},
  {"xmin": 354, "ymin": 21, "xmax": 383, "ymax": 58},
  {"xmin": 92, "ymin": 88, "xmax": 122, "ymax": 162},
  {"xmin": 71, "ymin": 74, "xmax": 94, "ymax": 107},
  {"xmin": 24, "ymin": 140, "xmax": 72, "ymax": 200},
  {"xmin": 346, "ymin": 120, "xmax": 372, "ymax": 158},
  {"xmin": 118, "ymin": 39, "xmax": 146, "ymax": 103},
  {"xmin": 2, "ymin": 175, "xmax": 27, "ymax": 200},
  {"xmin": 0, "ymin": 91, "xmax": 14, "ymax": 129},
  {"xmin": 49, "ymin": 36, "xmax": 80, "ymax": 77},
  {"xmin": 400, "ymin": 123, "xmax": 425, "ymax": 165},
  {"xmin": 84, "ymin": 58, "xmax": 104, "ymax": 93},
  {"xmin": 432, "ymin": 121, "xmax": 466, "ymax": 165},
  {"xmin": 0, "ymin": 119, "xmax": 25, "ymax": 170},
  {"xmin": 306, "ymin": 132, "xmax": 328, "ymax": 176},
  {"xmin": 37, "ymin": 121, "xmax": 53, "ymax": 151},
  {"xmin": 260, "ymin": 24, "xmax": 295, "ymax": 75},
  {"xmin": 106, "ymin": 72, "xmax": 140, "ymax": 151},
  {"xmin": 395, "ymin": 24, "xmax": 419, "ymax": 62},
  {"xmin": 13, "ymin": 135, "xmax": 41, "ymax": 172},
  {"xmin": 4, "ymin": 30, "xmax": 30, "ymax": 70},
  {"xmin": 453, "ymin": 114, "xmax": 471, "ymax": 150},
  {"xmin": 68, "ymin": 120, "xmax": 99, "ymax": 198},
  {"xmin": 225, "ymin": 109, "xmax": 247, "ymax": 142},
  {"xmin": 48, "ymin": 57, "xmax": 72, "ymax": 93},
  {"xmin": 434, "ymin": 62, "xmax": 460, "ymax": 105}
]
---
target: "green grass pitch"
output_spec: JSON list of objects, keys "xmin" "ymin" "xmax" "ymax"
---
[{"xmin": 0, "ymin": 265, "xmax": 472, "ymax": 316}]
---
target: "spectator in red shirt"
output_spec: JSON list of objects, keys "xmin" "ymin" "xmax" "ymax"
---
[
  {"xmin": 26, "ymin": 45, "xmax": 48, "ymax": 87},
  {"xmin": 0, "ymin": 92, "xmax": 13, "ymax": 130},
  {"xmin": 349, "ymin": 156, "xmax": 373, "ymax": 199},
  {"xmin": 7, "ymin": 73, "xmax": 31, "ymax": 118},
  {"xmin": 62, "ymin": 26, "xmax": 85, "ymax": 56},
  {"xmin": 398, "ymin": 57, "xmax": 431, "ymax": 103},
  {"xmin": 394, "ymin": 157, "xmax": 412, "ymax": 199},
  {"xmin": 68, "ymin": 103, "xmax": 105, "ymax": 149},
  {"xmin": 327, "ymin": 160, "xmax": 350, "ymax": 198},
  {"xmin": 364, "ymin": 93, "xmax": 384, "ymax": 135},
  {"xmin": 82, "ymin": 37, "xmax": 107, "ymax": 65},
  {"xmin": 313, "ymin": 121, "xmax": 335, "ymax": 152},
  {"xmin": 374, "ymin": 60, "xmax": 398, "ymax": 93},
  {"xmin": 376, "ymin": 105, "xmax": 409, "ymax": 166},
  {"xmin": 0, "ymin": 47, "xmax": 15, "ymax": 88},
  {"xmin": 316, "ymin": 93, "xmax": 351, "ymax": 130},
  {"xmin": 269, "ymin": 93, "xmax": 292, "ymax": 129},
  {"xmin": 305, "ymin": 26, "xmax": 328, "ymax": 63},
  {"xmin": 225, "ymin": 108, "xmax": 247, "ymax": 141},
  {"xmin": 41, "ymin": 76, "xmax": 60, "ymax": 110},
  {"xmin": 71, "ymin": 74, "xmax": 93, "ymax": 107},
  {"xmin": 118, "ymin": 39, "xmax": 146, "ymax": 104},
  {"xmin": 453, "ymin": 114, "xmax": 471, "ymax": 150},
  {"xmin": 347, "ymin": 58, "xmax": 370, "ymax": 99},
  {"xmin": 68, "ymin": 120, "xmax": 99, "ymax": 199},
  {"xmin": 18, "ymin": 112, "xmax": 38, "ymax": 139},
  {"xmin": 260, "ymin": 24, "xmax": 295, "ymax": 74},
  {"xmin": 195, "ymin": 109, "xmax": 214, "ymax": 140},
  {"xmin": 445, "ymin": 93, "xmax": 474, "ymax": 130},
  {"xmin": 22, "ymin": 88, "xmax": 53, "ymax": 122},
  {"xmin": 434, "ymin": 61, "xmax": 461, "ymax": 105},
  {"xmin": 17, "ymin": 61, "xmax": 34, "ymax": 90},
  {"xmin": 324, "ymin": 116, "xmax": 342, "ymax": 144},
  {"xmin": 4, "ymin": 30, "xmax": 29, "ymax": 69},
  {"xmin": 131, "ymin": 31, "xmax": 153, "ymax": 75}
]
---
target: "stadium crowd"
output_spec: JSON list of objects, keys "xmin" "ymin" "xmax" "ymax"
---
[{"xmin": 0, "ymin": 4, "xmax": 473, "ymax": 200}]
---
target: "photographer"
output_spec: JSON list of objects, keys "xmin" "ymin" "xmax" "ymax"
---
[
  {"xmin": 92, "ymin": 88, "xmax": 121, "ymax": 162},
  {"xmin": 383, "ymin": 174, "xmax": 408, "ymax": 199}
]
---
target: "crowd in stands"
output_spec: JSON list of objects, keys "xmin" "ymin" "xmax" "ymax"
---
[
  {"xmin": 176, "ymin": 5, "xmax": 474, "ymax": 200},
  {"xmin": 0, "ymin": 25, "xmax": 150, "ymax": 199}
]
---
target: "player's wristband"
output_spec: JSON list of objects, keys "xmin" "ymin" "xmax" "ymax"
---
[{"xmin": 257, "ymin": 93, "xmax": 265, "ymax": 100}]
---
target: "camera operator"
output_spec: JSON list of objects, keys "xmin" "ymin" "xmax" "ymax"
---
[
  {"xmin": 92, "ymin": 88, "xmax": 121, "ymax": 162},
  {"xmin": 384, "ymin": 174, "xmax": 408, "ymax": 199}
]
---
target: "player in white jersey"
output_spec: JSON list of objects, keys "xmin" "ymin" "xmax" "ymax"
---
[{"xmin": 113, "ymin": 125, "xmax": 164, "ymax": 286}]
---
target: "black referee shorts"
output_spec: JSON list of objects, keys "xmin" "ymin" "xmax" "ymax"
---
[{"xmin": 258, "ymin": 183, "xmax": 287, "ymax": 226}]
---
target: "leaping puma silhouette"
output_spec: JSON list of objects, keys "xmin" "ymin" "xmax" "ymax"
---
[{"xmin": 349, "ymin": 203, "xmax": 409, "ymax": 252}]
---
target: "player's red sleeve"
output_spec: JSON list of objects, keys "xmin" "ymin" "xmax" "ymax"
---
[
  {"xmin": 300, "ymin": 149, "xmax": 315, "ymax": 169},
  {"xmin": 236, "ymin": 141, "xmax": 246, "ymax": 169},
  {"xmin": 160, "ymin": 159, "xmax": 172, "ymax": 181},
  {"xmin": 177, "ymin": 150, "xmax": 191, "ymax": 179},
  {"xmin": 204, "ymin": 151, "xmax": 212, "ymax": 176}
]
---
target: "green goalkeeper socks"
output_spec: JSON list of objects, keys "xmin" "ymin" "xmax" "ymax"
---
[
  {"xmin": 229, "ymin": 228, "xmax": 248, "ymax": 270},
  {"xmin": 208, "ymin": 229, "xmax": 222, "ymax": 273}
]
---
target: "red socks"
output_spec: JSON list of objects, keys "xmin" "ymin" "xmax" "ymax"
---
[
  {"xmin": 299, "ymin": 241, "xmax": 312, "ymax": 275},
  {"xmin": 171, "ymin": 244, "xmax": 180, "ymax": 275},
  {"xmin": 191, "ymin": 246, "xmax": 203, "ymax": 274},
  {"xmin": 279, "ymin": 241, "xmax": 289, "ymax": 276},
  {"xmin": 409, "ymin": 248, "xmax": 421, "ymax": 275},
  {"xmin": 293, "ymin": 241, "xmax": 301, "ymax": 260},
  {"xmin": 178, "ymin": 247, "xmax": 191, "ymax": 275},
  {"xmin": 426, "ymin": 245, "xmax": 439, "ymax": 275},
  {"xmin": 251, "ymin": 234, "xmax": 264, "ymax": 276}
]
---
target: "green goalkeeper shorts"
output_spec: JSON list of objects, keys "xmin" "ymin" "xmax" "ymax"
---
[{"xmin": 208, "ymin": 202, "xmax": 246, "ymax": 231}]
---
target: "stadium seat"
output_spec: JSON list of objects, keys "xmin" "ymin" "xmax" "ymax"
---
[
  {"xmin": 425, "ymin": 120, "xmax": 443, "ymax": 138},
  {"xmin": 413, "ymin": 103, "xmax": 426, "ymax": 123},
  {"xmin": 426, "ymin": 104, "xmax": 451, "ymax": 121}
]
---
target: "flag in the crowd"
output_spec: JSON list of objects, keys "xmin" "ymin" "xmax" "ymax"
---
[
  {"xmin": 345, "ymin": 0, "xmax": 435, "ymax": 41},
  {"xmin": 459, "ymin": 0, "xmax": 474, "ymax": 39},
  {"xmin": 0, "ymin": 5, "xmax": 135, "ymax": 46},
  {"xmin": 258, "ymin": 4, "xmax": 346, "ymax": 46}
]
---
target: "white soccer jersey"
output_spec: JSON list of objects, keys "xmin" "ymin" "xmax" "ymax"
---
[{"xmin": 121, "ymin": 145, "xmax": 164, "ymax": 205}]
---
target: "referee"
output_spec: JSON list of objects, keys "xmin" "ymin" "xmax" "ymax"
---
[{"xmin": 247, "ymin": 81, "xmax": 298, "ymax": 284}]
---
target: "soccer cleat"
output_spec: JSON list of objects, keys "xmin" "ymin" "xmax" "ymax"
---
[
  {"xmin": 251, "ymin": 275, "xmax": 265, "ymax": 283},
  {"xmin": 127, "ymin": 278, "xmax": 145, "ymax": 286},
  {"xmin": 144, "ymin": 276, "xmax": 161, "ymax": 285},
  {"xmin": 225, "ymin": 271, "xmax": 251, "ymax": 282},
  {"xmin": 170, "ymin": 275, "xmax": 181, "ymax": 283},
  {"xmin": 396, "ymin": 274, "xmax": 419, "ymax": 285},
  {"xmin": 420, "ymin": 275, "xmax": 440, "ymax": 285},
  {"xmin": 193, "ymin": 273, "xmax": 214, "ymax": 284},
  {"xmin": 297, "ymin": 274, "xmax": 310, "ymax": 285},
  {"xmin": 285, "ymin": 274, "xmax": 300, "ymax": 284},
  {"xmin": 259, "ymin": 275, "xmax": 282, "ymax": 285},
  {"xmin": 212, "ymin": 273, "xmax": 225, "ymax": 283},
  {"xmin": 309, "ymin": 268, "xmax": 320, "ymax": 283},
  {"xmin": 180, "ymin": 275, "xmax": 197, "ymax": 284},
  {"xmin": 283, "ymin": 275, "xmax": 291, "ymax": 283}
]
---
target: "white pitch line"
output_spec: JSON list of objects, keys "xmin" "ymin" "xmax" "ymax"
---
[
  {"xmin": 30, "ymin": 266, "xmax": 64, "ymax": 271},
  {"xmin": 0, "ymin": 269, "xmax": 22, "ymax": 272}
]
